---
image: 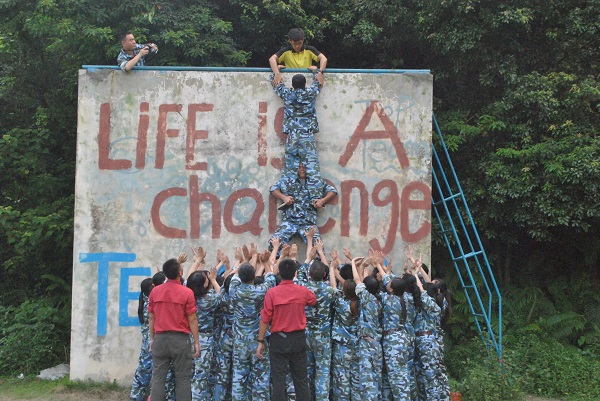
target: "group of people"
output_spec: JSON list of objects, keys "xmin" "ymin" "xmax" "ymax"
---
[
  {"xmin": 131, "ymin": 240, "xmax": 451, "ymax": 401},
  {"xmin": 120, "ymin": 27, "xmax": 450, "ymax": 401}
]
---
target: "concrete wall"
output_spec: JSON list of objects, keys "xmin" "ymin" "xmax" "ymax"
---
[{"xmin": 72, "ymin": 68, "xmax": 432, "ymax": 383}]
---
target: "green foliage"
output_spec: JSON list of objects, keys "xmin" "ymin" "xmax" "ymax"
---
[
  {"xmin": 504, "ymin": 333, "xmax": 600, "ymax": 399},
  {"xmin": 1, "ymin": 2, "xmax": 599, "ymax": 397},
  {"xmin": 457, "ymin": 358, "xmax": 524, "ymax": 401},
  {"xmin": 0, "ymin": 376, "xmax": 128, "ymax": 399},
  {"xmin": 0, "ymin": 299, "xmax": 70, "ymax": 376},
  {"xmin": 447, "ymin": 334, "xmax": 600, "ymax": 401}
]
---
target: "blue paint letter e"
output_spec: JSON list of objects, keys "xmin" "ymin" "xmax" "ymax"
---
[{"xmin": 79, "ymin": 252, "xmax": 136, "ymax": 336}]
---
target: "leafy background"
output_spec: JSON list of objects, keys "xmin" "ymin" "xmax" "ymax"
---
[{"xmin": 1, "ymin": 1, "xmax": 599, "ymax": 399}]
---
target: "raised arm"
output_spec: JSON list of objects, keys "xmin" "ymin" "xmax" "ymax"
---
[
  {"xmin": 261, "ymin": 251, "xmax": 272, "ymax": 273},
  {"xmin": 269, "ymin": 237, "xmax": 281, "ymax": 267},
  {"xmin": 351, "ymin": 256, "xmax": 364, "ymax": 285},
  {"xmin": 249, "ymin": 242, "xmax": 259, "ymax": 269},
  {"xmin": 305, "ymin": 227, "xmax": 316, "ymax": 260},
  {"xmin": 314, "ymin": 238, "xmax": 328, "ymax": 265},
  {"xmin": 329, "ymin": 256, "xmax": 338, "ymax": 289},
  {"xmin": 289, "ymin": 243, "xmax": 298, "ymax": 262},
  {"xmin": 269, "ymin": 54, "xmax": 283, "ymax": 86},
  {"xmin": 208, "ymin": 263, "xmax": 221, "ymax": 293}
]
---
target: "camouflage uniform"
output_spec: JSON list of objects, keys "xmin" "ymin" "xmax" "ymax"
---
[
  {"xmin": 380, "ymin": 274, "xmax": 416, "ymax": 401},
  {"xmin": 213, "ymin": 290, "xmax": 234, "ymax": 401},
  {"xmin": 355, "ymin": 283, "xmax": 383, "ymax": 401},
  {"xmin": 380, "ymin": 361, "xmax": 394, "ymax": 401},
  {"xmin": 165, "ymin": 368, "xmax": 176, "ymax": 401},
  {"xmin": 414, "ymin": 294, "xmax": 443, "ymax": 401},
  {"xmin": 271, "ymin": 72, "xmax": 323, "ymax": 199},
  {"xmin": 296, "ymin": 263, "xmax": 335, "ymax": 401},
  {"xmin": 130, "ymin": 294, "xmax": 152, "ymax": 401},
  {"xmin": 331, "ymin": 289, "xmax": 360, "ymax": 401},
  {"xmin": 191, "ymin": 289, "xmax": 222, "ymax": 401},
  {"xmin": 230, "ymin": 272, "xmax": 277, "ymax": 401},
  {"xmin": 269, "ymin": 176, "xmax": 337, "ymax": 248}
]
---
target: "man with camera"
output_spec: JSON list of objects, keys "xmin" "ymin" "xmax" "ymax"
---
[{"xmin": 117, "ymin": 32, "xmax": 158, "ymax": 72}]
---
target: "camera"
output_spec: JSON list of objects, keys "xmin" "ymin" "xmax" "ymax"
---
[{"xmin": 141, "ymin": 44, "xmax": 157, "ymax": 54}]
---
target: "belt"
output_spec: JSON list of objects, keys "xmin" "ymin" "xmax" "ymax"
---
[
  {"xmin": 416, "ymin": 330, "xmax": 433, "ymax": 336},
  {"xmin": 383, "ymin": 327, "xmax": 405, "ymax": 336}
]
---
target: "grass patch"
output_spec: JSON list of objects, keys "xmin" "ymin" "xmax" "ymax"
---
[{"xmin": 0, "ymin": 376, "xmax": 129, "ymax": 401}]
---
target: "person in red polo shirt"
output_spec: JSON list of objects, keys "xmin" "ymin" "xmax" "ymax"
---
[
  {"xmin": 256, "ymin": 258, "xmax": 316, "ymax": 401},
  {"xmin": 149, "ymin": 258, "xmax": 200, "ymax": 401}
]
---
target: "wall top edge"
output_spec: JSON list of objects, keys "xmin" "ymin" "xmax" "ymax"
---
[{"xmin": 81, "ymin": 65, "xmax": 431, "ymax": 74}]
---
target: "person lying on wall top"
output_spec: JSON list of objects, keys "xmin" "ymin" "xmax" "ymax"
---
[{"xmin": 117, "ymin": 32, "xmax": 158, "ymax": 72}]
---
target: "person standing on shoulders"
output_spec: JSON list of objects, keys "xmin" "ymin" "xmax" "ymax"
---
[
  {"xmin": 117, "ymin": 32, "xmax": 158, "ymax": 71},
  {"xmin": 256, "ymin": 258, "xmax": 317, "ymax": 401},
  {"xmin": 149, "ymin": 258, "xmax": 200, "ymax": 401}
]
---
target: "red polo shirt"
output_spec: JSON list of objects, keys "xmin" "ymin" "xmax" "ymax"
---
[
  {"xmin": 261, "ymin": 280, "xmax": 316, "ymax": 333},
  {"xmin": 149, "ymin": 278, "xmax": 197, "ymax": 334}
]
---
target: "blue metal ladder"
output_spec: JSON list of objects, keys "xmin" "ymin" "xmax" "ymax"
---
[{"xmin": 431, "ymin": 114, "xmax": 503, "ymax": 360}]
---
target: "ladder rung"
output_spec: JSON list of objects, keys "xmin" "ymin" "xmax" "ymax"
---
[{"xmin": 454, "ymin": 250, "xmax": 484, "ymax": 260}]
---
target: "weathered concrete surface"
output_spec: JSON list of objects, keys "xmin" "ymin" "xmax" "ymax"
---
[{"xmin": 72, "ymin": 69, "xmax": 432, "ymax": 383}]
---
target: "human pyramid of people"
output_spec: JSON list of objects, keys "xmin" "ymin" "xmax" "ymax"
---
[{"xmin": 122, "ymin": 28, "xmax": 450, "ymax": 401}]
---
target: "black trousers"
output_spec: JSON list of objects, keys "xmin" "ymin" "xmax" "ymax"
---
[{"xmin": 269, "ymin": 329, "xmax": 310, "ymax": 401}]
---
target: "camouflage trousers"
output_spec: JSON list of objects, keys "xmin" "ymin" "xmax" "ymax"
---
[
  {"xmin": 380, "ymin": 360, "xmax": 394, "ymax": 401},
  {"xmin": 331, "ymin": 341, "xmax": 360, "ymax": 401},
  {"xmin": 305, "ymin": 331, "xmax": 331, "ymax": 401},
  {"xmin": 272, "ymin": 222, "xmax": 321, "ymax": 248},
  {"xmin": 414, "ymin": 333, "xmax": 441, "ymax": 401},
  {"xmin": 383, "ymin": 331, "xmax": 414, "ymax": 401},
  {"xmin": 191, "ymin": 334, "xmax": 215, "ymax": 401},
  {"xmin": 130, "ymin": 335, "xmax": 152, "ymax": 401},
  {"xmin": 435, "ymin": 331, "xmax": 449, "ymax": 401},
  {"xmin": 357, "ymin": 337, "xmax": 382, "ymax": 401},
  {"xmin": 282, "ymin": 129, "xmax": 323, "ymax": 200},
  {"xmin": 213, "ymin": 328, "xmax": 233, "ymax": 401},
  {"xmin": 231, "ymin": 335, "xmax": 270, "ymax": 401}
]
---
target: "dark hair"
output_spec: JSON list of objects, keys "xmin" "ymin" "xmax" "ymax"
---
[
  {"xmin": 288, "ymin": 28, "xmax": 304, "ymax": 41},
  {"xmin": 339, "ymin": 263, "xmax": 353, "ymax": 280},
  {"xmin": 435, "ymin": 279, "xmax": 452, "ymax": 324},
  {"xmin": 363, "ymin": 275, "xmax": 380, "ymax": 298},
  {"xmin": 421, "ymin": 263, "xmax": 430, "ymax": 275},
  {"xmin": 427, "ymin": 280, "xmax": 452, "ymax": 326},
  {"xmin": 223, "ymin": 274, "xmax": 233, "ymax": 293},
  {"xmin": 162, "ymin": 258, "xmax": 181, "ymax": 280},
  {"xmin": 152, "ymin": 272, "xmax": 166, "ymax": 286},
  {"xmin": 119, "ymin": 32, "xmax": 132, "ymax": 43},
  {"xmin": 292, "ymin": 74, "xmax": 306, "ymax": 90},
  {"xmin": 309, "ymin": 260, "xmax": 328, "ymax": 281},
  {"xmin": 238, "ymin": 262, "xmax": 255, "ymax": 283},
  {"xmin": 216, "ymin": 275, "xmax": 224, "ymax": 287},
  {"xmin": 279, "ymin": 258, "xmax": 297, "ymax": 280},
  {"xmin": 254, "ymin": 275, "xmax": 265, "ymax": 285},
  {"xmin": 402, "ymin": 274, "xmax": 423, "ymax": 309},
  {"xmin": 137, "ymin": 278, "xmax": 153, "ymax": 324},
  {"xmin": 187, "ymin": 271, "xmax": 209, "ymax": 299},
  {"xmin": 343, "ymin": 279, "xmax": 359, "ymax": 316}
]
